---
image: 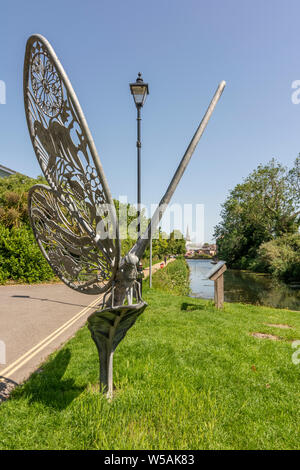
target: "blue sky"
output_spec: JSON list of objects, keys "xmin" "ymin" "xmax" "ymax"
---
[{"xmin": 0, "ymin": 0, "xmax": 300, "ymax": 242}]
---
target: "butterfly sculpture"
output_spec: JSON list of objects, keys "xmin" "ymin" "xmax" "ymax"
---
[{"xmin": 24, "ymin": 34, "xmax": 225, "ymax": 398}]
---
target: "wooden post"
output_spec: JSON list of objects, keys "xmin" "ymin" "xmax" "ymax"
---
[
  {"xmin": 214, "ymin": 275, "xmax": 224, "ymax": 309},
  {"xmin": 149, "ymin": 232, "xmax": 152, "ymax": 288},
  {"xmin": 208, "ymin": 261, "xmax": 227, "ymax": 309}
]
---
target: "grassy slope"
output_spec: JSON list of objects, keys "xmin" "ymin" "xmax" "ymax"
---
[
  {"xmin": 151, "ymin": 258, "xmax": 190, "ymax": 296},
  {"xmin": 0, "ymin": 263, "xmax": 300, "ymax": 449}
]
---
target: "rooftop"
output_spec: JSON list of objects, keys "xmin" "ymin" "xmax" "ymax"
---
[{"xmin": 0, "ymin": 164, "xmax": 17, "ymax": 177}]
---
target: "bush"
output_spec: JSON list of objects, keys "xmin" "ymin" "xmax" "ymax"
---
[
  {"xmin": 0, "ymin": 173, "xmax": 46, "ymax": 228},
  {"xmin": 0, "ymin": 174, "xmax": 56, "ymax": 284},
  {"xmin": 256, "ymin": 233, "xmax": 300, "ymax": 282},
  {"xmin": 0, "ymin": 224, "xmax": 55, "ymax": 284},
  {"xmin": 152, "ymin": 258, "xmax": 190, "ymax": 296}
]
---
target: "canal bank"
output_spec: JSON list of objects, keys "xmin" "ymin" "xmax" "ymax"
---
[{"xmin": 186, "ymin": 259, "xmax": 300, "ymax": 311}]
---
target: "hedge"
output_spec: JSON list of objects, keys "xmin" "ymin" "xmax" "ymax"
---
[{"xmin": 0, "ymin": 224, "xmax": 55, "ymax": 284}]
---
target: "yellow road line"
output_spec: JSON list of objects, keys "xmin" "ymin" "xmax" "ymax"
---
[{"xmin": 0, "ymin": 296, "xmax": 101, "ymax": 381}]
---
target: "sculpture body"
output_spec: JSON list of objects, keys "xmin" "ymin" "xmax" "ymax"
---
[{"xmin": 24, "ymin": 34, "xmax": 225, "ymax": 397}]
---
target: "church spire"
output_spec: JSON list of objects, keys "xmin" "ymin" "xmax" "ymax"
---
[{"xmin": 186, "ymin": 225, "xmax": 191, "ymax": 242}]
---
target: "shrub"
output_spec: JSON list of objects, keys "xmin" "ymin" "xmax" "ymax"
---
[
  {"xmin": 5, "ymin": 191, "xmax": 21, "ymax": 207},
  {"xmin": 152, "ymin": 258, "xmax": 190, "ymax": 296},
  {"xmin": 256, "ymin": 233, "xmax": 300, "ymax": 282},
  {"xmin": 0, "ymin": 174, "xmax": 46, "ymax": 228},
  {"xmin": 0, "ymin": 224, "xmax": 55, "ymax": 284}
]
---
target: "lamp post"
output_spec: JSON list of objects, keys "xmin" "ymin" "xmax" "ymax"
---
[
  {"xmin": 130, "ymin": 73, "xmax": 149, "ymax": 239},
  {"xmin": 130, "ymin": 73, "xmax": 149, "ymax": 289}
]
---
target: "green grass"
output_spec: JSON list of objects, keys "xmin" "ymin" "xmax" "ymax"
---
[
  {"xmin": 0, "ymin": 264, "xmax": 300, "ymax": 449},
  {"xmin": 151, "ymin": 257, "xmax": 190, "ymax": 296}
]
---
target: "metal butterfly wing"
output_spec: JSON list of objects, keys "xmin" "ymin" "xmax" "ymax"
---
[{"xmin": 24, "ymin": 34, "xmax": 120, "ymax": 295}]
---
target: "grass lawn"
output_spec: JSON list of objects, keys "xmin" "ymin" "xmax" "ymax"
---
[{"xmin": 0, "ymin": 262, "xmax": 299, "ymax": 449}]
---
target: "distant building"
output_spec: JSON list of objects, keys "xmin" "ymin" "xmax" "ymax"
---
[
  {"xmin": 185, "ymin": 226, "xmax": 202, "ymax": 253},
  {"xmin": 185, "ymin": 225, "xmax": 191, "ymax": 250},
  {"xmin": 197, "ymin": 244, "xmax": 217, "ymax": 257},
  {"xmin": 0, "ymin": 164, "xmax": 17, "ymax": 178}
]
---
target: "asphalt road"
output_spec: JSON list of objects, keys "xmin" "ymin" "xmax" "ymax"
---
[{"xmin": 0, "ymin": 283, "xmax": 101, "ymax": 398}]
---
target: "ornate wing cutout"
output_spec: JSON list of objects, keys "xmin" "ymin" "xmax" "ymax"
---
[
  {"xmin": 24, "ymin": 35, "xmax": 120, "ymax": 293},
  {"xmin": 29, "ymin": 185, "xmax": 116, "ymax": 294}
]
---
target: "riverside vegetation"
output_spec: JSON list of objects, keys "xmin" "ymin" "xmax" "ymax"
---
[
  {"xmin": 0, "ymin": 258, "xmax": 299, "ymax": 450},
  {"xmin": 215, "ymin": 157, "xmax": 300, "ymax": 282}
]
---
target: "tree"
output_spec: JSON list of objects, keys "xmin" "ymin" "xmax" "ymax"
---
[
  {"xmin": 214, "ymin": 158, "xmax": 300, "ymax": 268},
  {"xmin": 113, "ymin": 199, "xmax": 148, "ymax": 257},
  {"xmin": 143, "ymin": 229, "xmax": 186, "ymax": 262},
  {"xmin": 168, "ymin": 230, "xmax": 186, "ymax": 255},
  {"xmin": 287, "ymin": 155, "xmax": 300, "ymax": 217},
  {"xmin": 0, "ymin": 173, "xmax": 46, "ymax": 228}
]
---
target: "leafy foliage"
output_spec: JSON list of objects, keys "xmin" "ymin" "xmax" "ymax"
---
[
  {"xmin": 151, "ymin": 257, "xmax": 190, "ymax": 296},
  {"xmin": 255, "ymin": 233, "xmax": 300, "ymax": 281},
  {"xmin": 143, "ymin": 229, "xmax": 186, "ymax": 264},
  {"xmin": 0, "ymin": 174, "xmax": 55, "ymax": 283},
  {"xmin": 186, "ymin": 252, "xmax": 212, "ymax": 259},
  {"xmin": 114, "ymin": 200, "xmax": 186, "ymax": 263},
  {"xmin": 0, "ymin": 224, "xmax": 54, "ymax": 284},
  {"xmin": 214, "ymin": 157, "xmax": 300, "ymax": 277},
  {"xmin": 114, "ymin": 199, "xmax": 148, "ymax": 257},
  {"xmin": 0, "ymin": 173, "xmax": 46, "ymax": 228}
]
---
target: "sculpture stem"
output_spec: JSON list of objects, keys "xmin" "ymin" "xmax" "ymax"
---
[
  {"xmin": 89, "ymin": 329, "xmax": 114, "ymax": 398},
  {"xmin": 98, "ymin": 342, "xmax": 114, "ymax": 398}
]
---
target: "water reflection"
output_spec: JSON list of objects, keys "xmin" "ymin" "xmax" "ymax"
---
[{"xmin": 186, "ymin": 259, "xmax": 300, "ymax": 311}]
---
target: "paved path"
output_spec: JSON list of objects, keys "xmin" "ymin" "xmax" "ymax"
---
[
  {"xmin": 0, "ymin": 259, "xmax": 175, "ymax": 400},
  {"xmin": 143, "ymin": 258, "xmax": 175, "ymax": 278},
  {"xmin": 0, "ymin": 284, "xmax": 101, "ymax": 399}
]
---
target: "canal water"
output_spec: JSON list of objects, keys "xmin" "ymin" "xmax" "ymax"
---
[{"xmin": 186, "ymin": 259, "xmax": 300, "ymax": 311}]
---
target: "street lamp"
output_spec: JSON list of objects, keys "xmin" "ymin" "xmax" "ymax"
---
[
  {"xmin": 129, "ymin": 73, "xmax": 149, "ymax": 241},
  {"xmin": 130, "ymin": 73, "xmax": 149, "ymax": 290}
]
